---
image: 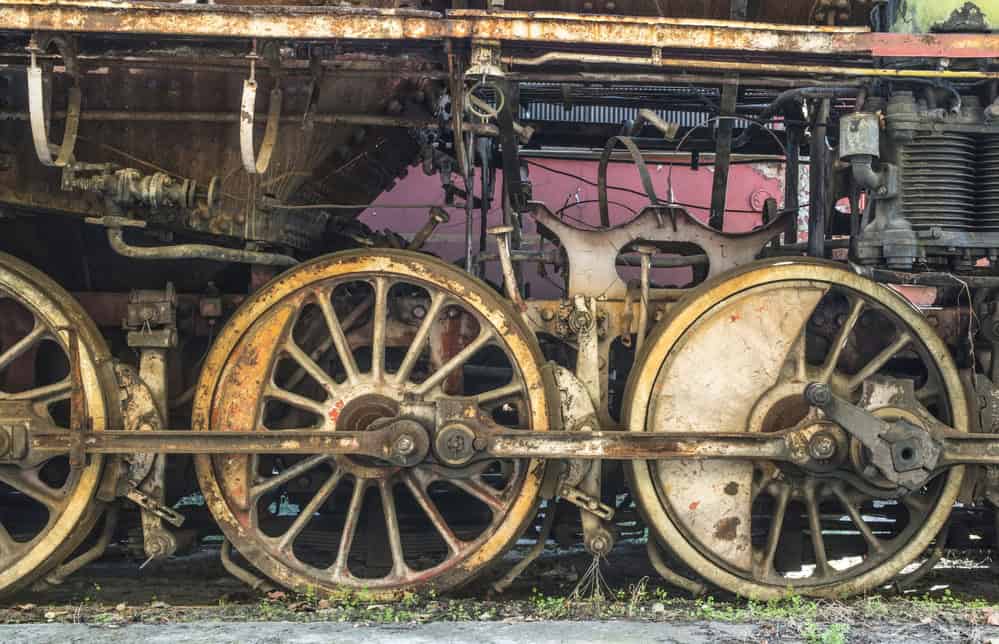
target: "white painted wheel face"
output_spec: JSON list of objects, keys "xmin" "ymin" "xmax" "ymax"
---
[
  {"xmin": 0, "ymin": 253, "xmax": 107, "ymax": 595},
  {"xmin": 627, "ymin": 261, "xmax": 965, "ymax": 599}
]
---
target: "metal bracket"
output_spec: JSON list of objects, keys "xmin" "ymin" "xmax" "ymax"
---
[
  {"xmin": 558, "ymin": 483, "xmax": 614, "ymax": 521},
  {"xmin": 124, "ymin": 487, "xmax": 185, "ymax": 528},
  {"xmin": 240, "ymin": 41, "xmax": 283, "ymax": 175},
  {"xmin": 27, "ymin": 34, "xmax": 81, "ymax": 167},
  {"xmin": 804, "ymin": 382, "xmax": 942, "ymax": 491}
]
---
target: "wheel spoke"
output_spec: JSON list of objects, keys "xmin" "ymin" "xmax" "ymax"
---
[
  {"xmin": 846, "ymin": 332, "xmax": 911, "ymax": 392},
  {"xmin": 902, "ymin": 492, "xmax": 931, "ymax": 516},
  {"xmin": 413, "ymin": 330, "xmax": 493, "ymax": 396},
  {"xmin": 277, "ymin": 468, "xmax": 343, "ymax": 551},
  {"xmin": 831, "ymin": 485, "xmax": 883, "ymax": 555},
  {"xmin": 4, "ymin": 378, "xmax": 72, "ymax": 404},
  {"xmin": 804, "ymin": 483, "xmax": 832, "ymax": 578},
  {"xmin": 394, "ymin": 292, "xmax": 446, "ymax": 386},
  {"xmin": 0, "ymin": 324, "xmax": 46, "ymax": 373},
  {"xmin": 317, "ymin": 291, "xmax": 360, "ymax": 385},
  {"xmin": 283, "ymin": 340, "xmax": 336, "ymax": 395},
  {"xmin": 265, "ymin": 385, "xmax": 327, "ymax": 418},
  {"xmin": 379, "ymin": 479, "xmax": 410, "ymax": 578},
  {"xmin": 449, "ymin": 475, "xmax": 505, "ymax": 513},
  {"xmin": 757, "ymin": 483, "xmax": 790, "ymax": 577},
  {"xmin": 331, "ymin": 479, "xmax": 366, "ymax": 576},
  {"xmin": 916, "ymin": 379, "xmax": 941, "ymax": 403},
  {"xmin": 403, "ymin": 470, "xmax": 462, "ymax": 554},
  {"xmin": 475, "ymin": 381, "xmax": 523, "ymax": 406},
  {"xmin": 0, "ymin": 467, "xmax": 61, "ymax": 509},
  {"xmin": 819, "ymin": 296, "xmax": 864, "ymax": 383},
  {"xmin": 250, "ymin": 454, "xmax": 332, "ymax": 500},
  {"xmin": 0, "ymin": 522, "xmax": 17, "ymax": 554},
  {"xmin": 371, "ymin": 277, "xmax": 388, "ymax": 382}
]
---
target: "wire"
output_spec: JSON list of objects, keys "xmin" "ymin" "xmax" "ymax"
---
[
  {"xmin": 525, "ymin": 159, "xmax": 783, "ymax": 216},
  {"xmin": 556, "ymin": 198, "xmax": 638, "ymax": 217},
  {"xmin": 270, "ymin": 202, "xmax": 470, "ymax": 210}
]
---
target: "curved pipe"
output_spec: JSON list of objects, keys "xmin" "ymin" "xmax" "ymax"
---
[
  {"xmin": 646, "ymin": 538, "xmax": 707, "ymax": 597},
  {"xmin": 107, "ymin": 228, "xmax": 297, "ymax": 267},
  {"xmin": 732, "ymin": 86, "xmax": 861, "ymax": 149},
  {"xmin": 851, "ymin": 156, "xmax": 884, "ymax": 191}
]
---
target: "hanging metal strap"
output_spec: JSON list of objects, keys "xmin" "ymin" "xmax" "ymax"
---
[
  {"xmin": 240, "ymin": 41, "xmax": 283, "ymax": 175},
  {"xmin": 597, "ymin": 135, "xmax": 660, "ymax": 228},
  {"xmin": 27, "ymin": 34, "xmax": 81, "ymax": 167}
]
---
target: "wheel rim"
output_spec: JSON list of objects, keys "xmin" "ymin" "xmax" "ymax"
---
[
  {"xmin": 625, "ymin": 259, "xmax": 965, "ymax": 599},
  {"xmin": 0, "ymin": 252, "xmax": 110, "ymax": 595},
  {"xmin": 194, "ymin": 250, "xmax": 549, "ymax": 596}
]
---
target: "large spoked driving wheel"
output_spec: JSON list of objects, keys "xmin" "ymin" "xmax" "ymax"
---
[
  {"xmin": 0, "ymin": 252, "xmax": 115, "ymax": 596},
  {"xmin": 194, "ymin": 250, "xmax": 550, "ymax": 596},
  {"xmin": 625, "ymin": 259, "xmax": 965, "ymax": 599}
]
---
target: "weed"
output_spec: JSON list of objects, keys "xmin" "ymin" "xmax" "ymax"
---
[{"xmin": 802, "ymin": 622, "xmax": 849, "ymax": 644}]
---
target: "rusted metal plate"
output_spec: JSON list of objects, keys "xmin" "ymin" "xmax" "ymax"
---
[
  {"xmin": 1, "ymin": 2, "xmax": 996, "ymax": 58},
  {"xmin": 648, "ymin": 284, "xmax": 827, "ymax": 572}
]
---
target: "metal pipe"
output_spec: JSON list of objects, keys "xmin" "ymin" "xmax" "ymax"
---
[
  {"xmin": 508, "ymin": 72, "xmax": 863, "ymax": 88},
  {"xmin": 221, "ymin": 539, "xmax": 276, "ymax": 593},
  {"xmin": 464, "ymin": 130, "xmax": 475, "ymax": 273},
  {"xmin": 488, "ymin": 225, "xmax": 529, "ymax": 320},
  {"xmin": 43, "ymin": 503, "xmax": 119, "ymax": 586},
  {"xmin": 492, "ymin": 502, "xmax": 557, "ymax": 593},
  {"xmin": 0, "ymin": 110, "xmax": 500, "ymax": 136},
  {"xmin": 807, "ymin": 99, "xmax": 831, "ymax": 259},
  {"xmin": 635, "ymin": 245, "xmax": 656, "ymax": 355},
  {"xmin": 478, "ymin": 250, "xmax": 709, "ymax": 269},
  {"xmin": 783, "ymin": 125, "xmax": 801, "ymax": 244},
  {"xmin": 503, "ymin": 52, "xmax": 999, "ymax": 80},
  {"xmin": 106, "ymin": 228, "xmax": 298, "ymax": 267},
  {"xmin": 646, "ymin": 538, "xmax": 707, "ymax": 597},
  {"xmin": 732, "ymin": 86, "xmax": 860, "ymax": 149},
  {"xmin": 709, "ymin": 80, "xmax": 738, "ymax": 230}
]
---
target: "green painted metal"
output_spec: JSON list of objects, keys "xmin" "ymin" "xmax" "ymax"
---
[{"xmin": 893, "ymin": 0, "xmax": 996, "ymax": 34}]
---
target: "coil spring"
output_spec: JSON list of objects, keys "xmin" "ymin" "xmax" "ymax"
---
[
  {"xmin": 979, "ymin": 135, "xmax": 999, "ymax": 231},
  {"xmin": 901, "ymin": 133, "xmax": 977, "ymax": 231}
]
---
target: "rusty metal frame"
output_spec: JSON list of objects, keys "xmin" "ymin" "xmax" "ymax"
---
[
  {"xmin": 20, "ymin": 424, "xmax": 999, "ymax": 470},
  {"xmin": 0, "ymin": 3, "xmax": 996, "ymax": 61}
]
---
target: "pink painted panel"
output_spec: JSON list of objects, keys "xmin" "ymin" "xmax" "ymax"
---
[{"xmin": 362, "ymin": 158, "xmax": 785, "ymax": 296}]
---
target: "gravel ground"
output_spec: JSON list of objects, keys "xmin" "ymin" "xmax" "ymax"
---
[
  {"xmin": 2, "ymin": 619, "xmax": 999, "ymax": 644},
  {"xmin": 1, "ymin": 541, "xmax": 998, "ymax": 643}
]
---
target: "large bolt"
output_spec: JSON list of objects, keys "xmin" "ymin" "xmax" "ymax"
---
[
  {"xmin": 808, "ymin": 432, "xmax": 837, "ymax": 460},
  {"xmin": 804, "ymin": 382, "xmax": 832, "ymax": 408},
  {"xmin": 394, "ymin": 434, "xmax": 416, "ymax": 457}
]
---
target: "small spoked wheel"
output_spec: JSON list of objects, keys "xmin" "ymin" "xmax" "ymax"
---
[
  {"xmin": 625, "ymin": 259, "xmax": 965, "ymax": 599},
  {"xmin": 194, "ymin": 249, "xmax": 550, "ymax": 596},
  {"xmin": 0, "ymin": 252, "xmax": 116, "ymax": 596}
]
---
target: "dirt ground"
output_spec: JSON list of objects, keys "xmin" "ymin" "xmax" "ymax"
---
[{"xmin": 2, "ymin": 541, "xmax": 999, "ymax": 643}]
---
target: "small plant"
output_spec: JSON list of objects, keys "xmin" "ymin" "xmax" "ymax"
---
[
  {"xmin": 802, "ymin": 622, "xmax": 849, "ymax": 644},
  {"xmin": 627, "ymin": 577, "xmax": 649, "ymax": 616},
  {"xmin": 529, "ymin": 587, "xmax": 570, "ymax": 618}
]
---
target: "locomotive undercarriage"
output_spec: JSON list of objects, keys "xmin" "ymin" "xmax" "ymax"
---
[{"xmin": 0, "ymin": 1, "xmax": 998, "ymax": 602}]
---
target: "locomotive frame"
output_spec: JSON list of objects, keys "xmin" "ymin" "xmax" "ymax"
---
[{"xmin": 0, "ymin": 0, "xmax": 998, "ymax": 601}]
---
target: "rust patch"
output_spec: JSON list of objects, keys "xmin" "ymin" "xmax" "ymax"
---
[
  {"xmin": 713, "ymin": 516, "xmax": 741, "ymax": 541},
  {"xmin": 689, "ymin": 501, "xmax": 700, "ymax": 511},
  {"xmin": 328, "ymin": 399, "xmax": 345, "ymax": 424},
  {"xmin": 724, "ymin": 481, "xmax": 739, "ymax": 496}
]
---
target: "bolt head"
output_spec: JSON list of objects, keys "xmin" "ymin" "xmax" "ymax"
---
[
  {"xmin": 805, "ymin": 383, "xmax": 832, "ymax": 407},
  {"xmin": 394, "ymin": 434, "xmax": 416, "ymax": 456},
  {"xmin": 808, "ymin": 432, "xmax": 837, "ymax": 460}
]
